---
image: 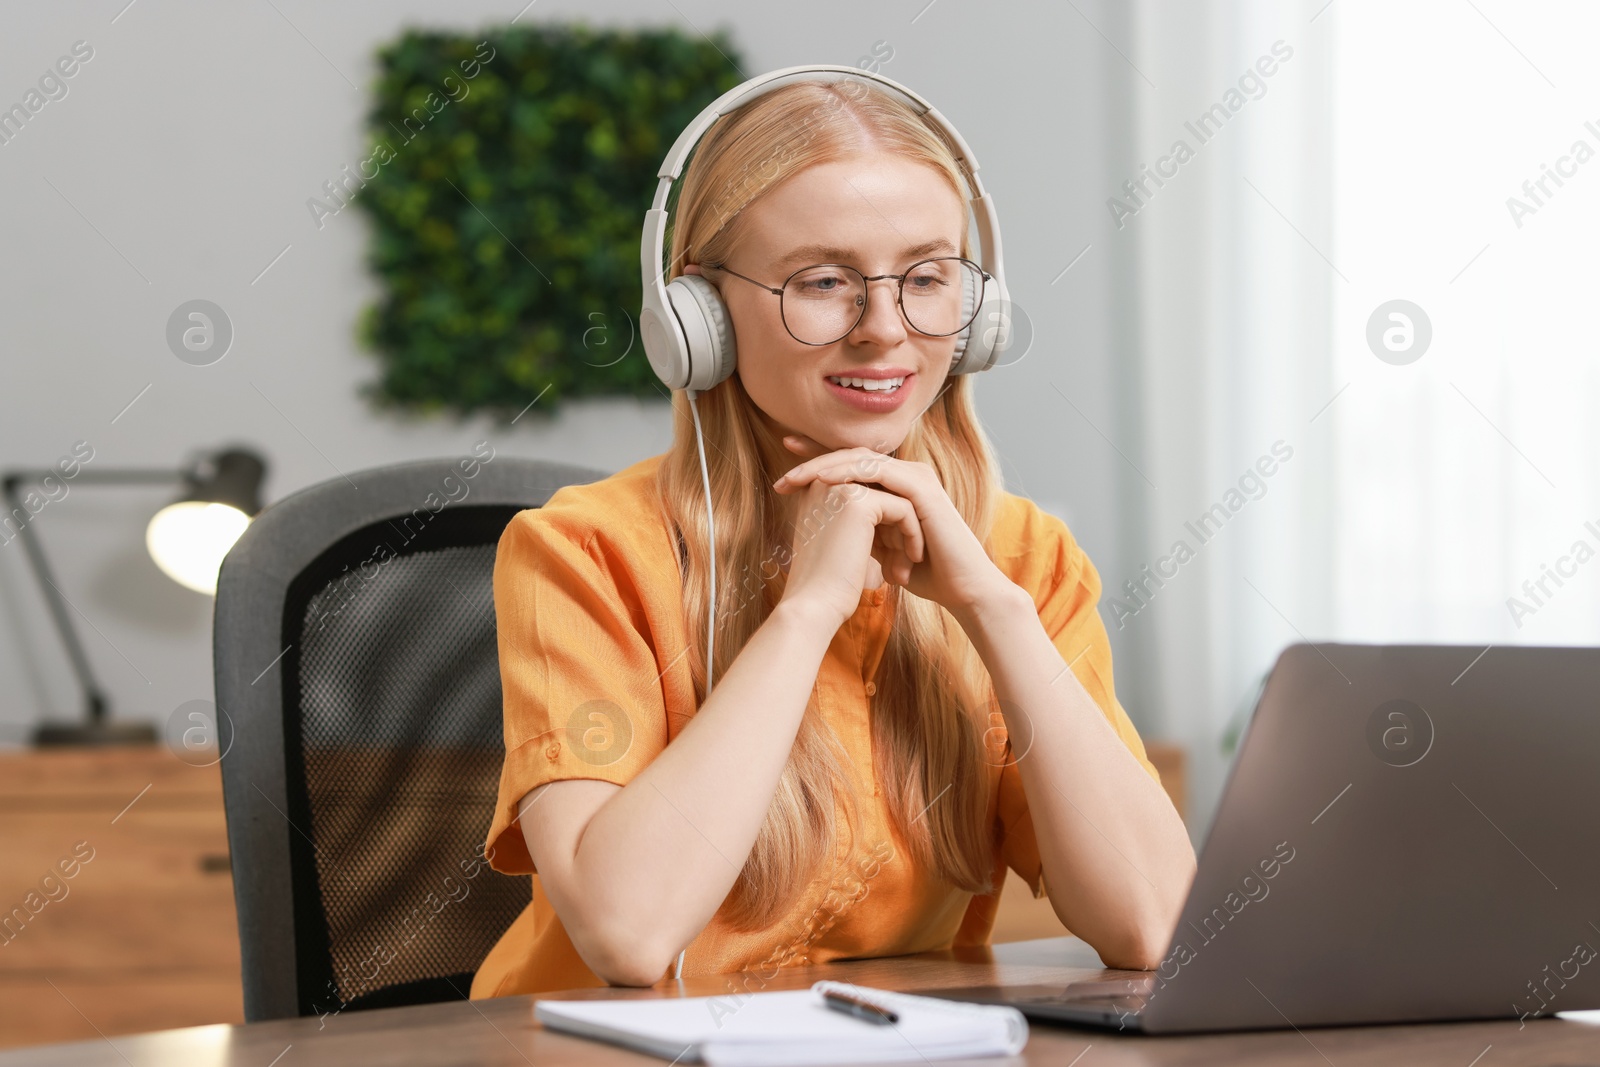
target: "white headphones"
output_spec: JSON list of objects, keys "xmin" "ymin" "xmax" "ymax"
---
[{"xmin": 638, "ymin": 64, "xmax": 1011, "ymax": 982}]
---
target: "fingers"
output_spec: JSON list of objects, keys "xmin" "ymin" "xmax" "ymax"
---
[
  {"xmin": 870, "ymin": 542, "xmax": 915, "ymax": 588},
  {"xmin": 785, "ymin": 478, "xmax": 924, "ymax": 593},
  {"xmin": 773, "ymin": 445, "xmax": 893, "ymax": 491},
  {"xmin": 873, "ymin": 527, "xmax": 910, "ymax": 580},
  {"xmin": 868, "ymin": 487, "xmax": 924, "ymax": 566},
  {"xmin": 799, "ymin": 480, "xmax": 924, "ymax": 563},
  {"xmin": 864, "ymin": 555, "xmax": 885, "ymax": 591}
]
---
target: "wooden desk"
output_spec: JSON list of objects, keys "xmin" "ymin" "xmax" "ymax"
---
[{"xmin": 6, "ymin": 937, "xmax": 1598, "ymax": 1065}]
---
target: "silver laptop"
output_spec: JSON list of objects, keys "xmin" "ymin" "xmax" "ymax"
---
[{"xmin": 927, "ymin": 642, "xmax": 1600, "ymax": 1033}]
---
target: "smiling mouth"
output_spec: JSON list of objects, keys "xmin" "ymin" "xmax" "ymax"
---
[{"xmin": 825, "ymin": 375, "xmax": 906, "ymax": 393}]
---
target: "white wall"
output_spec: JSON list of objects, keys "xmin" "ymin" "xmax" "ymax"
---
[{"xmin": 0, "ymin": 1, "xmax": 1152, "ymax": 795}]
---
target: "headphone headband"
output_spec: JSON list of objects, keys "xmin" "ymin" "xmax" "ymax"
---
[
  {"xmin": 639, "ymin": 64, "xmax": 1012, "ymax": 394},
  {"xmin": 650, "ymin": 66, "xmax": 971, "ymax": 188}
]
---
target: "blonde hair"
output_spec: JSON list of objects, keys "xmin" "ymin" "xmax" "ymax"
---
[{"xmin": 655, "ymin": 77, "xmax": 1007, "ymax": 929}]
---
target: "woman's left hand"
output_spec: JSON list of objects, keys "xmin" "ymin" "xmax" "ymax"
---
[{"xmin": 772, "ymin": 434, "xmax": 1014, "ymax": 615}]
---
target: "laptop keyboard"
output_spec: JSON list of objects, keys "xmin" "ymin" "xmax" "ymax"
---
[
  {"xmin": 1020, "ymin": 975, "xmax": 1156, "ymax": 1012},
  {"xmin": 1023, "ymin": 992, "xmax": 1150, "ymax": 1011},
  {"xmin": 918, "ymin": 976, "xmax": 1157, "ymax": 1021}
]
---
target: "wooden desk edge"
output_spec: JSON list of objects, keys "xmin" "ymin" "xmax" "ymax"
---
[{"xmin": 5, "ymin": 936, "xmax": 1600, "ymax": 1066}]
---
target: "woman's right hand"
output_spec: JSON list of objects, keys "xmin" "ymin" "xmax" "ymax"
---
[{"xmin": 776, "ymin": 476, "xmax": 925, "ymax": 632}]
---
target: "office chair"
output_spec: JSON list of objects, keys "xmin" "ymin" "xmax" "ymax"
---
[{"xmin": 214, "ymin": 454, "xmax": 608, "ymax": 1021}]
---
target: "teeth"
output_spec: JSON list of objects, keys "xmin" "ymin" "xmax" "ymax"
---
[{"xmin": 827, "ymin": 376, "xmax": 905, "ymax": 392}]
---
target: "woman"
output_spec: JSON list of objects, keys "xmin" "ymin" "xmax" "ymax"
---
[{"xmin": 470, "ymin": 76, "xmax": 1195, "ymax": 999}]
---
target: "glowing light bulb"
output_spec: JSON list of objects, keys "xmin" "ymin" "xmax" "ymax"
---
[{"xmin": 145, "ymin": 501, "xmax": 251, "ymax": 595}]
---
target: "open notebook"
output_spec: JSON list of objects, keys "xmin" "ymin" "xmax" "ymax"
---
[{"xmin": 533, "ymin": 980, "xmax": 1029, "ymax": 1066}]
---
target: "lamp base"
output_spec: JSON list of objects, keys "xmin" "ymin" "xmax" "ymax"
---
[{"xmin": 33, "ymin": 720, "xmax": 160, "ymax": 747}]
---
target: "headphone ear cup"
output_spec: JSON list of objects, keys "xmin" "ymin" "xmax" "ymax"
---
[
  {"xmin": 665, "ymin": 274, "xmax": 737, "ymax": 392},
  {"xmin": 947, "ymin": 259, "xmax": 980, "ymax": 374},
  {"xmin": 979, "ymin": 280, "xmax": 1013, "ymax": 372}
]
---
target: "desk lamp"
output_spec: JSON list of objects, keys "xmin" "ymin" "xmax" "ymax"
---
[{"xmin": 1, "ymin": 446, "xmax": 267, "ymax": 745}]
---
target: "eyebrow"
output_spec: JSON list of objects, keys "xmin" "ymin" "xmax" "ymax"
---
[{"xmin": 774, "ymin": 238, "xmax": 958, "ymax": 268}]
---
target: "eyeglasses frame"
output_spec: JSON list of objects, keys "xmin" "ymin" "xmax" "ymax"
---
[{"xmin": 701, "ymin": 256, "xmax": 991, "ymax": 347}]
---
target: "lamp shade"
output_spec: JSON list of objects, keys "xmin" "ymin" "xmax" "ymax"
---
[{"xmin": 146, "ymin": 448, "xmax": 266, "ymax": 595}]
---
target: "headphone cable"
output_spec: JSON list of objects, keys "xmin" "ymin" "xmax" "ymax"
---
[{"xmin": 674, "ymin": 388, "xmax": 716, "ymax": 981}]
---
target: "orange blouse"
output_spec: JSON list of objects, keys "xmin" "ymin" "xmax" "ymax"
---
[{"xmin": 469, "ymin": 451, "xmax": 1161, "ymax": 999}]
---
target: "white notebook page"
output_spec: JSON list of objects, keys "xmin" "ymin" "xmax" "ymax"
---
[{"xmin": 533, "ymin": 980, "xmax": 1028, "ymax": 1066}]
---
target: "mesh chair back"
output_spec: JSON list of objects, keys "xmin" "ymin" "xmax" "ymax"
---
[{"xmin": 214, "ymin": 455, "xmax": 608, "ymax": 1021}]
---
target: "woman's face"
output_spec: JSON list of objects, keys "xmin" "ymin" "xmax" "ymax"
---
[{"xmin": 690, "ymin": 152, "xmax": 969, "ymax": 455}]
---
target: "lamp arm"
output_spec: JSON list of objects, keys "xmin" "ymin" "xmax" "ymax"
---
[
  {"xmin": 10, "ymin": 469, "xmax": 194, "ymax": 486},
  {"xmin": 1, "ymin": 468, "xmax": 188, "ymax": 725}
]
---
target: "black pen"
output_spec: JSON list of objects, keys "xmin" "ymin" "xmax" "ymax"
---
[{"xmin": 822, "ymin": 989, "xmax": 899, "ymax": 1025}]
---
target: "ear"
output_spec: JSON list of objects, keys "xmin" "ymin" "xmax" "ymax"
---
[{"xmin": 683, "ymin": 263, "xmax": 703, "ymax": 276}]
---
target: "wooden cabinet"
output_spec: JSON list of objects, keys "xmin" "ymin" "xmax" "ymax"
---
[{"xmin": 0, "ymin": 746, "xmax": 244, "ymax": 1050}]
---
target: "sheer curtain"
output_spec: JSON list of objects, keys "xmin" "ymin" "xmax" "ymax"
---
[
  {"xmin": 1328, "ymin": 0, "xmax": 1600, "ymax": 644},
  {"xmin": 1122, "ymin": 0, "xmax": 1599, "ymax": 841}
]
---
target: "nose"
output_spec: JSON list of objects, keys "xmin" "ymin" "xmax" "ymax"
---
[{"xmin": 846, "ymin": 276, "xmax": 909, "ymax": 345}]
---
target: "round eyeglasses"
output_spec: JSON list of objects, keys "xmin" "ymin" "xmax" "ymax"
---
[{"xmin": 703, "ymin": 257, "xmax": 990, "ymax": 346}]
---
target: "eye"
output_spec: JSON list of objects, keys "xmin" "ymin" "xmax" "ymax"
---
[
  {"xmin": 788, "ymin": 267, "xmax": 859, "ymax": 297},
  {"xmin": 904, "ymin": 262, "xmax": 952, "ymax": 293}
]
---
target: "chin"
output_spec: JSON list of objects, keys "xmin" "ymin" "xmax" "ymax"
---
[{"xmin": 836, "ymin": 426, "xmax": 909, "ymax": 453}]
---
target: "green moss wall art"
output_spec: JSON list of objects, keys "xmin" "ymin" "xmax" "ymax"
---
[{"xmin": 345, "ymin": 25, "xmax": 745, "ymax": 421}]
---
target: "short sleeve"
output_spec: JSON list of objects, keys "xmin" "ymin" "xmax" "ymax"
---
[
  {"xmin": 994, "ymin": 503, "xmax": 1162, "ymax": 900},
  {"xmin": 482, "ymin": 508, "xmax": 670, "ymax": 876}
]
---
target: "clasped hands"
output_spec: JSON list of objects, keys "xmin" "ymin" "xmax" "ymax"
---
[{"xmin": 771, "ymin": 433, "xmax": 1015, "ymax": 623}]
